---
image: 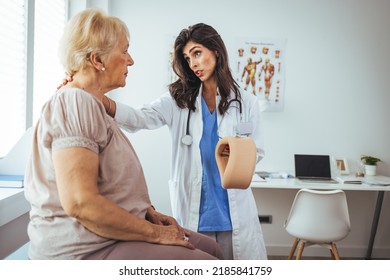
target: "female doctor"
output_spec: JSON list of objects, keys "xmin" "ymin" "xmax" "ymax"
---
[{"xmin": 104, "ymin": 23, "xmax": 267, "ymax": 260}]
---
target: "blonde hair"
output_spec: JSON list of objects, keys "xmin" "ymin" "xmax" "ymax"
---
[{"xmin": 58, "ymin": 8, "xmax": 129, "ymax": 76}]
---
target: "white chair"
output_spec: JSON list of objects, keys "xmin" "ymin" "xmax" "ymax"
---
[{"xmin": 284, "ymin": 188, "xmax": 351, "ymax": 260}]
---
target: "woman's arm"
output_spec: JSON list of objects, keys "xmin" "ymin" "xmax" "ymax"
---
[{"xmin": 53, "ymin": 147, "xmax": 192, "ymax": 248}]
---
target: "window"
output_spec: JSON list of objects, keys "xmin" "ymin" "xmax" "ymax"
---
[
  {"xmin": 33, "ymin": 0, "xmax": 68, "ymax": 124},
  {"xmin": 0, "ymin": 0, "xmax": 27, "ymax": 158},
  {"xmin": 0, "ymin": 0, "xmax": 67, "ymax": 158}
]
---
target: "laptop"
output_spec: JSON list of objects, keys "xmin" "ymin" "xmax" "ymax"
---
[{"xmin": 294, "ymin": 154, "xmax": 338, "ymax": 183}]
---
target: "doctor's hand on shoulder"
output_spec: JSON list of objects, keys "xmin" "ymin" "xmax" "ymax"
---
[{"xmin": 146, "ymin": 206, "xmax": 194, "ymax": 249}]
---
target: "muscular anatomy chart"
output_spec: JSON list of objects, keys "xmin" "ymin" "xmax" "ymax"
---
[{"xmin": 233, "ymin": 37, "xmax": 286, "ymax": 112}]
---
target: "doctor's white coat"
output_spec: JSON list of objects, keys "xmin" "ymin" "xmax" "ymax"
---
[{"xmin": 115, "ymin": 87, "xmax": 267, "ymax": 259}]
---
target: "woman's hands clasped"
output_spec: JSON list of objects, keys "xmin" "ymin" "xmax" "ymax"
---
[{"xmin": 146, "ymin": 206, "xmax": 194, "ymax": 249}]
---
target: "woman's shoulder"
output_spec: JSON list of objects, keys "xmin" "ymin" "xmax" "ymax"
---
[
  {"xmin": 239, "ymin": 88, "xmax": 256, "ymax": 101},
  {"xmin": 229, "ymin": 88, "xmax": 257, "ymax": 106},
  {"xmin": 151, "ymin": 91, "xmax": 179, "ymax": 110},
  {"xmin": 55, "ymin": 87, "xmax": 99, "ymax": 103},
  {"xmin": 54, "ymin": 87, "xmax": 105, "ymax": 112},
  {"xmin": 159, "ymin": 91, "xmax": 174, "ymax": 101},
  {"xmin": 237, "ymin": 89, "xmax": 261, "ymax": 114},
  {"xmin": 43, "ymin": 88, "xmax": 109, "ymax": 151},
  {"xmin": 50, "ymin": 87, "xmax": 106, "ymax": 122}
]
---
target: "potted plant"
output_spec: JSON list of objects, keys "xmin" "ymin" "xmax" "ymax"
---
[{"xmin": 360, "ymin": 155, "xmax": 381, "ymax": 176}]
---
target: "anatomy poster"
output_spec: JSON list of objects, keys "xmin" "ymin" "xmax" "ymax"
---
[{"xmin": 233, "ymin": 37, "xmax": 286, "ymax": 112}]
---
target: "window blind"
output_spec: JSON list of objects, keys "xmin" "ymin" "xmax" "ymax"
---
[
  {"xmin": 0, "ymin": 0, "xmax": 27, "ymax": 158},
  {"xmin": 0, "ymin": 0, "xmax": 67, "ymax": 158},
  {"xmin": 33, "ymin": 0, "xmax": 67, "ymax": 124}
]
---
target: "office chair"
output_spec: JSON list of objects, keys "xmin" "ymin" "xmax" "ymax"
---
[{"xmin": 284, "ymin": 188, "xmax": 351, "ymax": 260}]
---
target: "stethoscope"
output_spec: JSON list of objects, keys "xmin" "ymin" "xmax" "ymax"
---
[{"xmin": 181, "ymin": 98, "xmax": 243, "ymax": 146}]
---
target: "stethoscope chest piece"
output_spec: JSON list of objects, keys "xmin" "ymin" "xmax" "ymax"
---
[
  {"xmin": 181, "ymin": 108, "xmax": 193, "ymax": 146},
  {"xmin": 181, "ymin": 134, "xmax": 193, "ymax": 146}
]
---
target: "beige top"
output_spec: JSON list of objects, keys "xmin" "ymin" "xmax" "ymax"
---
[{"xmin": 24, "ymin": 88, "xmax": 151, "ymax": 259}]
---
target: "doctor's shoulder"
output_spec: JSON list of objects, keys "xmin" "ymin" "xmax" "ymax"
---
[
  {"xmin": 239, "ymin": 89, "xmax": 259, "ymax": 108},
  {"xmin": 151, "ymin": 91, "xmax": 184, "ymax": 121}
]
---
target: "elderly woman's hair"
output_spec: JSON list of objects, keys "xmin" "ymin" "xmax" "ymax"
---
[{"xmin": 58, "ymin": 8, "xmax": 129, "ymax": 76}]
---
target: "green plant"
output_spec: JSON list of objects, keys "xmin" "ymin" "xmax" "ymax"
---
[{"xmin": 360, "ymin": 155, "xmax": 381, "ymax": 166}]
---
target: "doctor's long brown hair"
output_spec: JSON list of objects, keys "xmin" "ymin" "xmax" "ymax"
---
[{"xmin": 169, "ymin": 23, "xmax": 240, "ymax": 115}]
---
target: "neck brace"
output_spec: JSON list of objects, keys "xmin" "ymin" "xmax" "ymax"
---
[{"xmin": 215, "ymin": 136, "xmax": 257, "ymax": 189}]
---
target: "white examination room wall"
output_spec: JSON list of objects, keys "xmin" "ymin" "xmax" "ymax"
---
[{"xmin": 71, "ymin": 0, "xmax": 390, "ymax": 258}]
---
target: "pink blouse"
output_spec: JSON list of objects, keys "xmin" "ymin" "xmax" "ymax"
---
[{"xmin": 25, "ymin": 88, "xmax": 151, "ymax": 259}]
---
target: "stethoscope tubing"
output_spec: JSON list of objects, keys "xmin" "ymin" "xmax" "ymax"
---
[{"xmin": 181, "ymin": 98, "xmax": 242, "ymax": 146}]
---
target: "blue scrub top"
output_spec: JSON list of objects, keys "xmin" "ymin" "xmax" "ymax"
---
[{"xmin": 198, "ymin": 97, "xmax": 232, "ymax": 231}]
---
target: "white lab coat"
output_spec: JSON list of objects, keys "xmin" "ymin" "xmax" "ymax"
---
[{"xmin": 115, "ymin": 86, "xmax": 267, "ymax": 259}]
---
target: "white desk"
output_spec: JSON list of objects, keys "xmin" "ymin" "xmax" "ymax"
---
[
  {"xmin": 250, "ymin": 177, "xmax": 390, "ymax": 259},
  {"xmin": 0, "ymin": 188, "xmax": 30, "ymax": 259}
]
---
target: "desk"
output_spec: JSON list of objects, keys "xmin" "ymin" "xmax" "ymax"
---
[
  {"xmin": 250, "ymin": 178, "xmax": 390, "ymax": 259},
  {"xmin": 0, "ymin": 188, "xmax": 30, "ymax": 259}
]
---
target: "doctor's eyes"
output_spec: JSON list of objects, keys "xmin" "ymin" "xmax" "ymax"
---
[{"xmin": 184, "ymin": 51, "xmax": 201, "ymax": 64}]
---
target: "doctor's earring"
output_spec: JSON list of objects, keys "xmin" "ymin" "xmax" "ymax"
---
[{"xmin": 101, "ymin": 67, "xmax": 106, "ymax": 72}]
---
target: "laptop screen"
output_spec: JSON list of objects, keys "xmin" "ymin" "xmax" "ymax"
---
[{"xmin": 294, "ymin": 154, "xmax": 332, "ymax": 179}]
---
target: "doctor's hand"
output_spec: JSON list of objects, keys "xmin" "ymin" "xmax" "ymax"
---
[{"xmin": 56, "ymin": 72, "xmax": 73, "ymax": 90}]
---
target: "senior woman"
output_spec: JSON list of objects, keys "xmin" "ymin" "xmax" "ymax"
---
[{"xmin": 24, "ymin": 8, "xmax": 222, "ymax": 260}]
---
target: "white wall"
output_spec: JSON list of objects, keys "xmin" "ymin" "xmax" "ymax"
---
[{"xmin": 70, "ymin": 0, "xmax": 390, "ymax": 258}]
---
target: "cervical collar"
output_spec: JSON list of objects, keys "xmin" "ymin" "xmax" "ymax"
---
[{"xmin": 215, "ymin": 136, "xmax": 257, "ymax": 189}]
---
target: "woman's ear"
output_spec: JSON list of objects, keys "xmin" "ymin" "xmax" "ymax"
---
[{"xmin": 89, "ymin": 52, "xmax": 105, "ymax": 72}]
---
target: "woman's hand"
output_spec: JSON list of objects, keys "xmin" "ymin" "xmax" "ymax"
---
[
  {"xmin": 146, "ymin": 206, "xmax": 177, "ymax": 226},
  {"xmin": 153, "ymin": 224, "xmax": 194, "ymax": 249},
  {"xmin": 146, "ymin": 206, "xmax": 193, "ymax": 249}
]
